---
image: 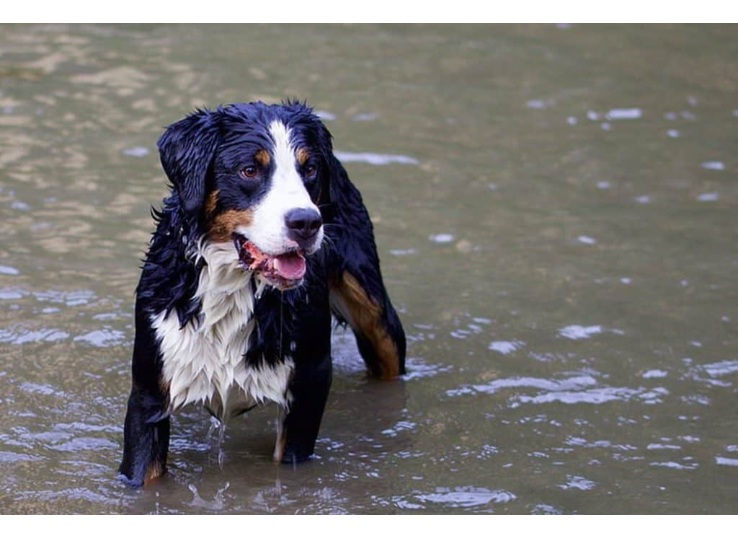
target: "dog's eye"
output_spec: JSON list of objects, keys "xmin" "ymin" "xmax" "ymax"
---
[
  {"xmin": 304, "ymin": 164, "xmax": 317, "ymax": 179},
  {"xmin": 239, "ymin": 166, "xmax": 259, "ymax": 180}
]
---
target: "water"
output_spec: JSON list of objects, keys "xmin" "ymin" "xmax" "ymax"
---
[{"xmin": 1, "ymin": 24, "xmax": 737, "ymax": 514}]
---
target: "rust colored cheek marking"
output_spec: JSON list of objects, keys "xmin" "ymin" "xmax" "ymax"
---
[
  {"xmin": 208, "ymin": 208, "xmax": 255, "ymax": 243},
  {"xmin": 205, "ymin": 190, "xmax": 220, "ymax": 216},
  {"xmin": 206, "ymin": 190, "xmax": 255, "ymax": 243},
  {"xmin": 332, "ymin": 271, "xmax": 401, "ymax": 379}
]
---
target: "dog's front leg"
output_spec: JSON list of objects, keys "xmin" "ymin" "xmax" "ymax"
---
[
  {"xmin": 119, "ymin": 386, "xmax": 170, "ymax": 487},
  {"xmin": 119, "ymin": 311, "xmax": 171, "ymax": 487},
  {"xmin": 276, "ymin": 350, "xmax": 332, "ymax": 464}
]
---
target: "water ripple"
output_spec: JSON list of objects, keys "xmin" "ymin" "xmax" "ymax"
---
[
  {"xmin": 558, "ymin": 475, "xmax": 596, "ymax": 491},
  {"xmin": 73, "ymin": 329, "xmax": 126, "ymax": 347},
  {"xmin": 0, "ymin": 327, "xmax": 70, "ymax": 344},
  {"xmin": 447, "ymin": 374, "xmax": 598, "ymax": 398},
  {"xmin": 334, "ymin": 151, "xmax": 419, "ymax": 166},
  {"xmin": 517, "ymin": 385, "xmax": 668, "ymax": 406},
  {"xmin": 398, "ymin": 486, "xmax": 516, "ymax": 510},
  {"xmin": 0, "ymin": 325, "xmax": 126, "ymax": 347},
  {"xmin": 0, "ymin": 265, "xmax": 21, "ymax": 275},
  {"xmin": 488, "ymin": 340, "xmax": 525, "ymax": 355},
  {"xmin": 701, "ymin": 359, "xmax": 738, "ymax": 377},
  {"xmin": 448, "ymin": 372, "xmax": 669, "ymax": 406},
  {"xmin": 558, "ymin": 325, "xmax": 602, "ymax": 340}
]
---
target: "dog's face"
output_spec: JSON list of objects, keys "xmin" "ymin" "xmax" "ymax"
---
[
  {"xmin": 158, "ymin": 102, "xmax": 331, "ymax": 290},
  {"xmin": 207, "ymin": 110, "xmax": 326, "ymax": 290}
]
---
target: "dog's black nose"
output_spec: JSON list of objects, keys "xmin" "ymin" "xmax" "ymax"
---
[{"xmin": 285, "ymin": 208, "xmax": 323, "ymax": 244}]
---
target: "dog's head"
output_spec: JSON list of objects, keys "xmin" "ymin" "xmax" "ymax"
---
[{"xmin": 157, "ymin": 101, "xmax": 333, "ymax": 290}]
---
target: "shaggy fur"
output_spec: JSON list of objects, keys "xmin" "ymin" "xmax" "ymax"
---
[{"xmin": 119, "ymin": 101, "xmax": 406, "ymax": 487}]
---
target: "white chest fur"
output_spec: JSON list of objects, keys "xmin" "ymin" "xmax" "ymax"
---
[{"xmin": 152, "ymin": 242, "xmax": 293, "ymax": 419}]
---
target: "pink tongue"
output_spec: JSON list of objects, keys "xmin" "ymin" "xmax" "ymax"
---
[{"xmin": 273, "ymin": 252, "xmax": 306, "ymax": 280}]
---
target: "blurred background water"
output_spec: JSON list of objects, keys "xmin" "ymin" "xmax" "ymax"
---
[{"xmin": 0, "ymin": 24, "xmax": 737, "ymax": 514}]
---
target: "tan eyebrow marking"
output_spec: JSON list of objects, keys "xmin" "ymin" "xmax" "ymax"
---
[
  {"xmin": 296, "ymin": 147, "xmax": 310, "ymax": 166},
  {"xmin": 255, "ymin": 149, "xmax": 270, "ymax": 167}
]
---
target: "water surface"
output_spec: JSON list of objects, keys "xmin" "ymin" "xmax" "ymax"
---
[{"xmin": 1, "ymin": 24, "xmax": 737, "ymax": 514}]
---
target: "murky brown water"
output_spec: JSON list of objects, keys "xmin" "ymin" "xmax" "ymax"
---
[{"xmin": 1, "ymin": 24, "xmax": 737, "ymax": 514}]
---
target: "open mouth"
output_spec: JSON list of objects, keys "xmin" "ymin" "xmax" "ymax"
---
[{"xmin": 232, "ymin": 233, "xmax": 307, "ymax": 290}]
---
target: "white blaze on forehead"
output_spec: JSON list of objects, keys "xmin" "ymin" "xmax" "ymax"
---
[
  {"xmin": 234, "ymin": 120, "xmax": 322, "ymax": 254},
  {"xmin": 269, "ymin": 120, "xmax": 300, "ymax": 185}
]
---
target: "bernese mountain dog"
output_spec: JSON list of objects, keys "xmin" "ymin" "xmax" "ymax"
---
[{"xmin": 119, "ymin": 101, "xmax": 406, "ymax": 487}]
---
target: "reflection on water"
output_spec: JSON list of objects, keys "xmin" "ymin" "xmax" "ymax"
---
[{"xmin": 1, "ymin": 24, "xmax": 738, "ymax": 514}]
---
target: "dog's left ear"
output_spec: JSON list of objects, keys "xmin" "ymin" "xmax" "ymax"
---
[{"xmin": 157, "ymin": 109, "xmax": 221, "ymax": 215}]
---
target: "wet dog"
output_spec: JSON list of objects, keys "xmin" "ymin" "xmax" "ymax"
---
[{"xmin": 119, "ymin": 101, "xmax": 406, "ymax": 487}]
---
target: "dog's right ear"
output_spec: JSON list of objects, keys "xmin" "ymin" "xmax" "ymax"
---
[{"xmin": 157, "ymin": 109, "xmax": 220, "ymax": 215}]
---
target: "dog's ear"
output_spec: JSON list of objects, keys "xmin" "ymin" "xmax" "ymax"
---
[{"xmin": 157, "ymin": 109, "xmax": 220, "ymax": 215}]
